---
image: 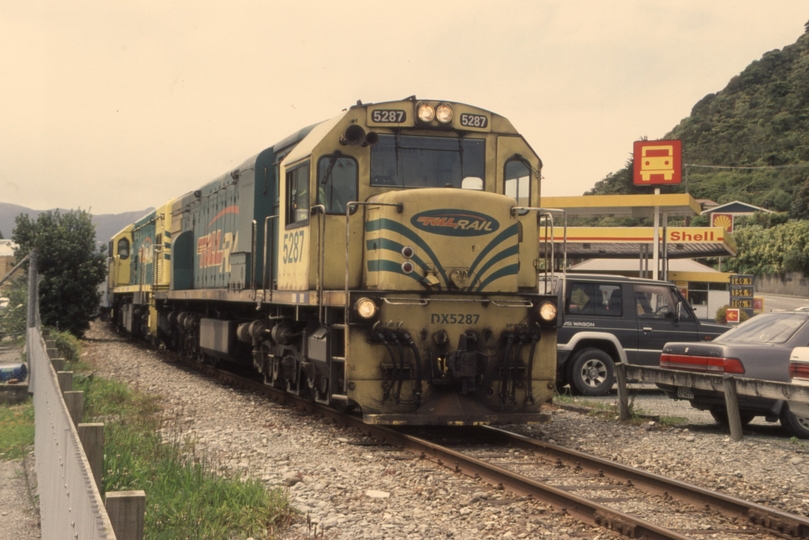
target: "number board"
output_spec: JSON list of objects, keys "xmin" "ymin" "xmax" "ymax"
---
[
  {"xmin": 730, "ymin": 299, "xmax": 753, "ymax": 309},
  {"xmin": 459, "ymin": 113, "xmax": 490, "ymax": 130},
  {"xmin": 370, "ymin": 109, "xmax": 407, "ymax": 124},
  {"xmin": 367, "ymin": 107, "xmax": 412, "ymax": 127},
  {"xmin": 730, "ymin": 274, "xmax": 753, "ymax": 286},
  {"xmin": 730, "ymin": 287, "xmax": 754, "ymax": 297},
  {"xmin": 729, "ymin": 274, "xmax": 755, "ymax": 317}
]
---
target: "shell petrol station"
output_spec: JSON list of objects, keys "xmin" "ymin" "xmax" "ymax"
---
[{"xmin": 540, "ymin": 140, "xmax": 742, "ymax": 320}]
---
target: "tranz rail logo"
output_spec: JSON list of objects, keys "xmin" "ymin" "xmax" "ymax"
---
[{"xmin": 411, "ymin": 209, "xmax": 499, "ymax": 237}]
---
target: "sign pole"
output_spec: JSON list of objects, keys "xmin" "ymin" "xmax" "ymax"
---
[{"xmin": 653, "ymin": 188, "xmax": 660, "ymax": 280}]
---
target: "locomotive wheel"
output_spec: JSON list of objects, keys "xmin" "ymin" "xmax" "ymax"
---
[{"xmin": 315, "ymin": 376, "xmax": 329, "ymax": 402}]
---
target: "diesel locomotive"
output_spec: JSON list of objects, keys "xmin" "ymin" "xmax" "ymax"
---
[{"xmin": 108, "ymin": 97, "xmax": 563, "ymax": 425}]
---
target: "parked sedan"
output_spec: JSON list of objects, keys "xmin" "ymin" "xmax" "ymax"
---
[
  {"xmin": 788, "ymin": 347, "xmax": 809, "ymax": 428},
  {"xmin": 657, "ymin": 311, "xmax": 809, "ymax": 438}
]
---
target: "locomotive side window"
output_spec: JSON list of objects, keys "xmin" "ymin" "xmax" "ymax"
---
[
  {"xmin": 370, "ymin": 134, "xmax": 484, "ymax": 189},
  {"xmin": 117, "ymin": 238, "xmax": 130, "ymax": 259},
  {"xmin": 286, "ymin": 163, "xmax": 310, "ymax": 225},
  {"xmin": 317, "ymin": 154, "xmax": 357, "ymax": 214},
  {"xmin": 505, "ymin": 159, "xmax": 530, "ymax": 205}
]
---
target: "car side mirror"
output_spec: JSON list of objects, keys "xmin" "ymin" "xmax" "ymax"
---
[{"xmin": 676, "ymin": 301, "xmax": 684, "ymax": 321}]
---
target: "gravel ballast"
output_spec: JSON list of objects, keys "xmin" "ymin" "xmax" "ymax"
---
[{"xmin": 6, "ymin": 321, "xmax": 809, "ymax": 538}]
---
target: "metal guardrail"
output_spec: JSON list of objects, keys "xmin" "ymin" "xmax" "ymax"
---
[
  {"xmin": 30, "ymin": 327, "xmax": 116, "ymax": 539},
  {"xmin": 616, "ymin": 363, "xmax": 809, "ymax": 441},
  {"xmin": 25, "ymin": 248, "xmax": 145, "ymax": 539}
]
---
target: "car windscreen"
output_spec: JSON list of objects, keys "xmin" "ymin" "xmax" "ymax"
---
[{"xmin": 716, "ymin": 313, "xmax": 809, "ymax": 345}]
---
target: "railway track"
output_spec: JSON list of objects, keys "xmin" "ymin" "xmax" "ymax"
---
[{"xmin": 177, "ymin": 353, "xmax": 809, "ymax": 539}]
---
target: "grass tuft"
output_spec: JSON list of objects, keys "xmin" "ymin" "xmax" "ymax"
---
[
  {"xmin": 76, "ymin": 375, "xmax": 294, "ymax": 539},
  {"xmin": 0, "ymin": 399, "xmax": 34, "ymax": 460}
]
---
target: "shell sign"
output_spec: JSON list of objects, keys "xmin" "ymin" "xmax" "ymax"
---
[
  {"xmin": 711, "ymin": 213, "xmax": 734, "ymax": 233},
  {"xmin": 633, "ymin": 140, "xmax": 682, "ymax": 185}
]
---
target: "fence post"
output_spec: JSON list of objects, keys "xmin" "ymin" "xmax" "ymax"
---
[
  {"xmin": 78, "ymin": 423, "xmax": 104, "ymax": 493},
  {"xmin": 51, "ymin": 358, "xmax": 65, "ymax": 373},
  {"xmin": 106, "ymin": 491, "xmax": 146, "ymax": 540},
  {"xmin": 616, "ymin": 362, "xmax": 630, "ymax": 420},
  {"xmin": 26, "ymin": 250, "xmax": 37, "ymax": 395},
  {"xmin": 722, "ymin": 375, "xmax": 744, "ymax": 441},
  {"xmin": 26, "ymin": 250, "xmax": 37, "ymax": 329},
  {"xmin": 57, "ymin": 371, "xmax": 73, "ymax": 392},
  {"xmin": 63, "ymin": 391, "xmax": 84, "ymax": 428}
]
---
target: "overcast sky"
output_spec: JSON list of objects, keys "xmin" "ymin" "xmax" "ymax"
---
[{"xmin": 2, "ymin": 1, "xmax": 807, "ymax": 215}]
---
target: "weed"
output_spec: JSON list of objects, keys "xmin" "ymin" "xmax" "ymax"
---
[
  {"xmin": 0, "ymin": 399, "xmax": 34, "ymax": 460},
  {"xmin": 76, "ymin": 375, "xmax": 294, "ymax": 539}
]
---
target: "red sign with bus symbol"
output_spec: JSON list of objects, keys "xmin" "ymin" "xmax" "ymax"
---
[{"xmin": 633, "ymin": 140, "xmax": 682, "ymax": 185}]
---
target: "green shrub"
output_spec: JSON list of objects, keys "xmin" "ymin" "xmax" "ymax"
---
[{"xmin": 47, "ymin": 328, "xmax": 81, "ymax": 364}]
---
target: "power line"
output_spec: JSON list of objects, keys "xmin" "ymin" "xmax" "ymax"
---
[{"xmin": 684, "ymin": 163, "xmax": 809, "ymax": 170}]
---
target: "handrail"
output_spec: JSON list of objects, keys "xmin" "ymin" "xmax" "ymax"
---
[
  {"xmin": 251, "ymin": 220, "xmax": 257, "ymax": 293},
  {"xmin": 310, "ymin": 205, "xmax": 326, "ymax": 323},
  {"xmin": 510, "ymin": 206, "xmax": 567, "ymax": 293},
  {"xmin": 262, "ymin": 214, "xmax": 279, "ymax": 292}
]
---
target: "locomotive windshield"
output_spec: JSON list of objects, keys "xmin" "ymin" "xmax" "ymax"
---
[{"xmin": 370, "ymin": 134, "xmax": 485, "ymax": 190}]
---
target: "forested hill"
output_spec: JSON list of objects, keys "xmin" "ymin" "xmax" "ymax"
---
[
  {"xmin": 588, "ymin": 22, "xmax": 809, "ymax": 217},
  {"xmin": 0, "ymin": 202, "xmax": 152, "ymax": 246}
]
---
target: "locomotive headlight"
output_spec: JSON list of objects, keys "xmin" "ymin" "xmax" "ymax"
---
[
  {"xmin": 417, "ymin": 103, "xmax": 435, "ymax": 123},
  {"xmin": 538, "ymin": 301, "xmax": 557, "ymax": 322},
  {"xmin": 436, "ymin": 104, "xmax": 453, "ymax": 124},
  {"xmin": 355, "ymin": 297, "xmax": 378, "ymax": 319}
]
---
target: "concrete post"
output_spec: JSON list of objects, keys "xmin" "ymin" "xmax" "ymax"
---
[
  {"xmin": 63, "ymin": 391, "xmax": 84, "ymax": 428},
  {"xmin": 78, "ymin": 423, "xmax": 104, "ymax": 493},
  {"xmin": 106, "ymin": 491, "xmax": 146, "ymax": 540},
  {"xmin": 722, "ymin": 375, "xmax": 743, "ymax": 441},
  {"xmin": 26, "ymin": 250, "xmax": 36, "ymax": 330},
  {"xmin": 51, "ymin": 358, "xmax": 65, "ymax": 373},
  {"xmin": 57, "ymin": 371, "xmax": 73, "ymax": 393},
  {"xmin": 27, "ymin": 250, "xmax": 37, "ymax": 395}
]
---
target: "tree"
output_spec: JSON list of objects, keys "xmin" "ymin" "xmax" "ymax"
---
[{"xmin": 12, "ymin": 209, "xmax": 107, "ymax": 337}]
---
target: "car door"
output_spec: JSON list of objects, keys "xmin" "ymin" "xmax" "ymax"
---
[
  {"xmin": 562, "ymin": 280, "xmax": 638, "ymax": 359},
  {"xmin": 632, "ymin": 283, "xmax": 684, "ymax": 366}
]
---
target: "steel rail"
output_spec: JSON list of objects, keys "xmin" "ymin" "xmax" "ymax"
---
[
  {"xmin": 171, "ymin": 352, "xmax": 809, "ymax": 539},
  {"xmin": 481, "ymin": 426, "xmax": 809, "ymax": 538}
]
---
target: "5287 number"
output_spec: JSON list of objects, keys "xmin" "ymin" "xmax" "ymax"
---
[
  {"xmin": 371, "ymin": 109, "xmax": 406, "ymax": 123},
  {"xmin": 283, "ymin": 230, "xmax": 305, "ymax": 264},
  {"xmin": 459, "ymin": 113, "xmax": 488, "ymax": 128}
]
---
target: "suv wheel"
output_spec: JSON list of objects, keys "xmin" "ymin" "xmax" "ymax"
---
[
  {"xmin": 567, "ymin": 348, "xmax": 614, "ymax": 396},
  {"xmin": 780, "ymin": 403, "xmax": 809, "ymax": 439}
]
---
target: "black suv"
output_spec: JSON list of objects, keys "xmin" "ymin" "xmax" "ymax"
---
[{"xmin": 557, "ymin": 274, "xmax": 729, "ymax": 395}]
